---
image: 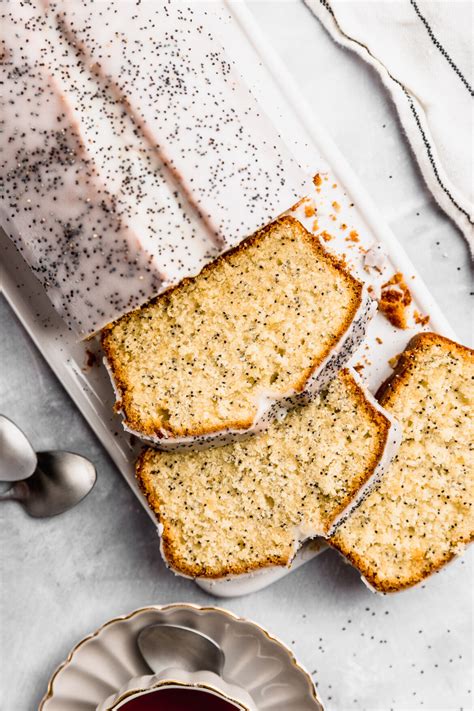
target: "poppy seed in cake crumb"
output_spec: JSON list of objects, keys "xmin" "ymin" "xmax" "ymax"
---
[
  {"xmin": 135, "ymin": 368, "xmax": 396, "ymax": 578},
  {"xmin": 331, "ymin": 333, "xmax": 474, "ymax": 592},
  {"xmin": 102, "ymin": 217, "xmax": 373, "ymax": 447}
]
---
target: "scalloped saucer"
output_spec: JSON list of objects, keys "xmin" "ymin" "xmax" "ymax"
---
[{"xmin": 39, "ymin": 604, "xmax": 324, "ymax": 710}]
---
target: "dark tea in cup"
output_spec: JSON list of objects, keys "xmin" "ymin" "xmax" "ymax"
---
[{"xmin": 118, "ymin": 686, "xmax": 242, "ymax": 711}]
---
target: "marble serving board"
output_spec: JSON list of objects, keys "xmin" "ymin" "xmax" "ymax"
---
[{"xmin": 0, "ymin": 0, "xmax": 455, "ymax": 597}]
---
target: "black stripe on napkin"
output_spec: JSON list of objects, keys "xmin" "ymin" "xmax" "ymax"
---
[
  {"xmin": 409, "ymin": 0, "xmax": 473, "ymax": 96},
  {"xmin": 303, "ymin": 0, "xmax": 474, "ymax": 227}
]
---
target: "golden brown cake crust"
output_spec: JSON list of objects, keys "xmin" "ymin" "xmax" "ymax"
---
[
  {"xmin": 102, "ymin": 216, "xmax": 364, "ymax": 440},
  {"xmin": 375, "ymin": 332, "xmax": 473, "ymax": 405},
  {"xmin": 334, "ymin": 544, "xmax": 470, "ymax": 594},
  {"xmin": 331, "ymin": 332, "xmax": 474, "ymax": 593},
  {"xmin": 135, "ymin": 368, "xmax": 393, "ymax": 579}
]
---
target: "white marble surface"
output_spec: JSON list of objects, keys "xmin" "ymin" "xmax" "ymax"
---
[{"xmin": 0, "ymin": 2, "xmax": 472, "ymax": 710}]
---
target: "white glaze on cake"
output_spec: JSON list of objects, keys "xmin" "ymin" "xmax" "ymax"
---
[{"xmin": 0, "ymin": 0, "xmax": 307, "ymax": 336}]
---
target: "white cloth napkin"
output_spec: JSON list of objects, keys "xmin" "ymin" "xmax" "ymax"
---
[{"xmin": 304, "ymin": 0, "xmax": 473, "ymax": 254}]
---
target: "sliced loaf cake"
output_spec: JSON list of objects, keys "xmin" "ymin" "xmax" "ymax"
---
[
  {"xmin": 136, "ymin": 369, "xmax": 398, "ymax": 578},
  {"xmin": 103, "ymin": 216, "xmax": 373, "ymax": 447},
  {"xmin": 331, "ymin": 333, "xmax": 474, "ymax": 592}
]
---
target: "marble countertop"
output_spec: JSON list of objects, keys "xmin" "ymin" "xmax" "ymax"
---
[{"xmin": 1, "ymin": 2, "xmax": 472, "ymax": 710}]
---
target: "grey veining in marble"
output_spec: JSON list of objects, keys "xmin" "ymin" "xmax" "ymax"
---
[{"xmin": 0, "ymin": 2, "xmax": 472, "ymax": 710}]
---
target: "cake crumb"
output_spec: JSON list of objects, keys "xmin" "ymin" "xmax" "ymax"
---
[
  {"xmin": 364, "ymin": 245, "xmax": 386, "ymax": 273},
  {"xmin": 320, "ymin": 230, "xmax": 334, "ymax": 242},
  {"xmin": 338, "ymin": 254, "xmax": 349, "ymax": 270},
  {"xmin": 354, "ymin": 363, "xmax": 365, "ymax": 374},
  {"xmin": 83, "ymin": 348, "xmax": 98, "ymax": 371},
  {"xmin": 304, "ymin": 202, "xmax": 316, "ymax": 218},
  {"xmin": 378, "ymin": 272, "xmax": 412, "ymax": 329},
  {"xmin": 414, "ymin": 310, "xmax": 430, "ymax": 326},
  {"xmin": 312, "ymin": 219, "xmax": 319, "ymax": 232},
  {"xmin": 376, "ymin": 337, "xmax": 383, "ymax": 345},
  {"xmin": 388, "ymin": 354, "xmax": 400, "ymax": 369},
  {"xmin": 313, "ymin": 174, "xmax": 323, "ymax": 187},
  {"xmin": 290, "ymin": 196, "xmax": 306, "ymax": 211},
  {"xmin": 332, "ymin": 201, "xmax": 341, "ymax": 213},
  {"xmin": 340, "ymin": 223, "xmax": 348, "ymax": 231},
  {"xmin": 346, "ymin": 230, "xmax": 359, "ymax": 243}
]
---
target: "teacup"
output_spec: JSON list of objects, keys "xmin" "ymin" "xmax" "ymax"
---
[{"xmin": 97, "ymin": 668, "xmax": 257, "ymax": 711}]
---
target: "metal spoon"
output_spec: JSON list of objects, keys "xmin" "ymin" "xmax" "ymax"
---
[
  {"xmin": 137, "ymin": 624, "xmax": 225, "ymax": 676},
  {"xmin": 0, "ymin": 415, "xmax": 37, "ymax": 482},
  {"xmin": 0, "ymin": 450, "xmax": 96, "ymax": 517}
]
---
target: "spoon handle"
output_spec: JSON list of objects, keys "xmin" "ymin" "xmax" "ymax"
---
[
  {"xmin": 0, "ymin": 487, "xmax": 18, "ymax": 502},
  {"xmin": 0, "ymin": 480, "xmax": 28, "ymax": 502}
]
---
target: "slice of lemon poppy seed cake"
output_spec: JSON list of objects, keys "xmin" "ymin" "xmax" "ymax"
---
[
  {"xmin": 102, "ymin": 216, "xmax": 374, "ymax": 447},
  {"xmin": 136, "ymin": 368, "xmax": 399, "ymax": 579},
  {"xmin": 330, "ymin": 333, "xmax": 474, "ymax": 593}
]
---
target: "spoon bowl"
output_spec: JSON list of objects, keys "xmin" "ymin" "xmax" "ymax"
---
[
  {"xmin": 0, "ymin": 450, "xmax": 96, "ymax": 517},
  {"xmin": 137, "ymin": 624, "xmax": 225, "ymax": 676},
  {"xmin": 0, "ymin": 415, "xmax": 37, "ymax": 482}
]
